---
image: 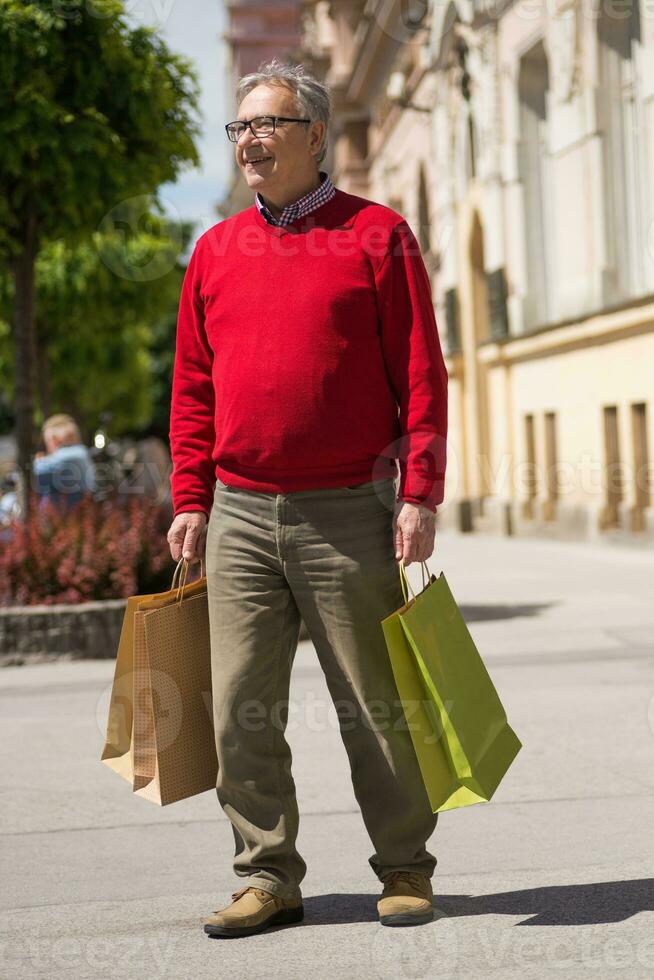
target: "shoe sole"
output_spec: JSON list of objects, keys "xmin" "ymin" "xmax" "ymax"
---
[
  {"xmin": 379, "ymin": 907, "xmax": 435, "ymax": 927},
  {"xmin": 204, "ymin": 904, "xmax": 304, "ymax": 938}
]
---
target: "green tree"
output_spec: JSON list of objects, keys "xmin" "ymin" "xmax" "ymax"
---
[
  {"xmin": 0, "ymin": 0, "xmax": 200, "ymax": 514},
  {"xmin": 0, "ymin": 205, "xmax": 193, "ymax": 443}
]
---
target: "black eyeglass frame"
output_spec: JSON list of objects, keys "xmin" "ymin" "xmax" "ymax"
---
[{"xmin": 225, "ymin": 115, "xmax": 312, "ymax": 142}]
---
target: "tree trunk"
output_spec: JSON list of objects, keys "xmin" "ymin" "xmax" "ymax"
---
[
  {"xmin": 12, "ymin": 207, "xmax": 38, "ymax": 520},
  {"xmin": 36, "ymin": 331, "xmax": 52, "ymax": 422}
]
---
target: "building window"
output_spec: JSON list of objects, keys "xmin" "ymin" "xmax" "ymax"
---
[
  {"xmin": 416, "ymin": 163, "xmax": 440, "ymax": 278},
  {"xmin": 543, "ymin": 412, "xmax": 558, "ymax": 520},
  {"xmin": 517, "ymin": 41, "xmax": 552, "ymax": 331},
  {"xmin": 444, "ymin": 288, "xmax": 460, "ymax": 354},
  {"xmin": 455, "ymin": 36, "xmax": 476, "ymax": 181},
  {"xmin": 631, "ymin": 402, "xmax": 650, "ymax": 529},
  {"xmin": 524, "ymin": 413, "xmax": 537, "ymax": 519},
  {"xmin": 486, "ymin": 267, "xmax": 509, "ymax": 339},
  {"xmin": 602, "ymin": 405, "xmax": 622, "ymax": 528},
  {"xmin": 417, "ymin": 163, "xmax": 431, "ymax": 257}
]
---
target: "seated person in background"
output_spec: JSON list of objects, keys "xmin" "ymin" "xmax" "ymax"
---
[{"xmin": 33, "ymin": 413, "xmax": 96, "ymax": 509}]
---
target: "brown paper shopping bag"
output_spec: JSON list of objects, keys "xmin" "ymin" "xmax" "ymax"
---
[{"xmin": 100, "ymin": 557, "xmax": 217, "ymax": 805}]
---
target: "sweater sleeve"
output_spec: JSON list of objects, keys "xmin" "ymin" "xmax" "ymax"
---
[
  {"xmin": 374, "ymin": 220, "xmax": 448, "ymax": 511},
  {"xmin": 168, "ymin": 243, "xmax": 216, "ymax": 520}
]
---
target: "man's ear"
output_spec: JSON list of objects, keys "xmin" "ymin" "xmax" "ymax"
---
[{"xmin": 310, "ymin": 120, "xmax": 325, "ymax": 152}]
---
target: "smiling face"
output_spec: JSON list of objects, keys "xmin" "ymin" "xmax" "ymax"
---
[{"xmin": 234, "ymin": 82, "xmax": 325, "ymax": 208}]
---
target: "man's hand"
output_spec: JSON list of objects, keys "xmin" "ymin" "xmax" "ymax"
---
[
  {"xmin": 393, "ymin": 501, "xmax": 436, "ymax": 565},
  {"xmin": 167, "ymin": 511, "xmax": 207, "ymax": 563}
]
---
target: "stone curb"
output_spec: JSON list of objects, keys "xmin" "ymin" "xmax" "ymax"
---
[{"xmin": 0, "ymin": 599, "xmax": 127, "ymax": 664}]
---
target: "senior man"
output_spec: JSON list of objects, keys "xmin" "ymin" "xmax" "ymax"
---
[{"xmin": 167, "ymin": 59, "xmax": 448, "ymax": 938}]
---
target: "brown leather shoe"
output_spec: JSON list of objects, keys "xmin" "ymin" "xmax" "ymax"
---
[
  {"xmin": 204, "ymin": 885, "xmax": 304, "ymax": 938},
  {"xmin": 377, "ymin": 871, "xmax": 434, "ymax": 926}
]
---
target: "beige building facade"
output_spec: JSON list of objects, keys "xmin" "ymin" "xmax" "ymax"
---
[{"xmin": 222, "ymin": 0, "xmax": 654, "ymax": 543}]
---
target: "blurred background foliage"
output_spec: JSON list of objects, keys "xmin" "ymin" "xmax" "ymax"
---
[
  {"xmin": 0, "ymin": 0, "xmax": 201, "ymax": 511},
  {"xmin": 0, "ymin": 204, "xmax": 194, "ymax": 442}
]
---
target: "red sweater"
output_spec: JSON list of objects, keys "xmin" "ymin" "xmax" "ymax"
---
[{"xmin": 169, "ymin": 187, "xmax": 448, "ymax": 519}]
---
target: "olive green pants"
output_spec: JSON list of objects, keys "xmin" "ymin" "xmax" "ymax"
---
[{"xmin": 205, "ymin": 474, "xmax": 438, "ymax": 901}]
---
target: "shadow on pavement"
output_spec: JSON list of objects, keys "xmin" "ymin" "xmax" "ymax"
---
[
  {"xmin": 435, "ymin": 879, "xmax": 654, "ymax": 925},
  {"xmin": 300, "ymin": 879, "xmax": 654, "ymax": 927},
  {"xmin": 460, "ymin": 602, "xmax": 558, "ymax": 623}
]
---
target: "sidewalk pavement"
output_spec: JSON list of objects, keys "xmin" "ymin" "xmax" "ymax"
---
[{"xmin": 1, "ymin": 529, "xmax": 653, "ymax": 979}]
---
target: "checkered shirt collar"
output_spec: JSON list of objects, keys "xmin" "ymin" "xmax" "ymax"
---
[{"xmin": 255, "ymin": 171, "xmax": 335, "ymax": 227}]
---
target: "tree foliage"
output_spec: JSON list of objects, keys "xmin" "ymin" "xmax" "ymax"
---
[
  {"xmin": 0, "ymin": 0, "xmax": 200, "ymax": 256},
  {"xmin": 0, "ymin": 204, "xmax": 193, "ymax": 438},
  {"xmin": 0, "ymin": 0, "xmax": 200, "ymax": 511}
]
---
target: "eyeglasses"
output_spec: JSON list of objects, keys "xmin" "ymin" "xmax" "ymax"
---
[{"xmin": 225, "ymin": 115, "xmax": 311, "ymax": 142}]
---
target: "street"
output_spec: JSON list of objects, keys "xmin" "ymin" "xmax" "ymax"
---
[{"xmin": 1, "ymin": 528, "xmax": 653, "ymax": 979}]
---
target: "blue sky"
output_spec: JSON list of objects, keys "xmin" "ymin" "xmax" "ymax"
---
[{"xmin": 126, "ymin": 0, "xmax": 233, "ymax": 241}]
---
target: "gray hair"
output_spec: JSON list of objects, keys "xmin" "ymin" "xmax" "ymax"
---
[{"xmin": 235, "ymin": 57, "xmax": 332, "ymax": 166}]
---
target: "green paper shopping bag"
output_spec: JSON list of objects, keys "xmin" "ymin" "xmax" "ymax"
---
[{"xmin": 381, "ymin": 559, "xmax": 522, "ymax": 812}]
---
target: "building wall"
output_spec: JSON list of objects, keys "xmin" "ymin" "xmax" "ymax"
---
[
  {"xmin": 222, "ymin": 0, "xmax": 304, "ymax": 116},
  {"xmin": 217, "ymin": 0, "xmax": 654, "ymax": 541},
  {"xmin": 300, "ymin": 0, "xmax": 654, "ymax": 542}
]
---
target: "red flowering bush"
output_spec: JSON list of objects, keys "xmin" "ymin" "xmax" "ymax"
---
[{"xmin": 0, "ymin": 492, "xmax": 173, "ymax": 606}]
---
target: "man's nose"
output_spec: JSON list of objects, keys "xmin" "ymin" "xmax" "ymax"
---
[
  {"xmin": 238, "ymin": 127, "xmax": 258, "ymax": 148},
  {"xmin": 239, "ymin": 136, "xmax": 265, "ymax": 159}
]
